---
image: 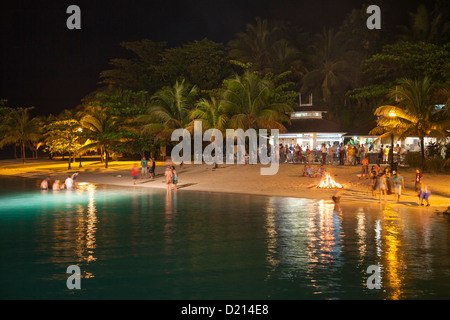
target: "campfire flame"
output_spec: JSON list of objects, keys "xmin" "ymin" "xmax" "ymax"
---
[{"xmin": 316, "ymin": 173, "xmax": 343, "ymax": 189}]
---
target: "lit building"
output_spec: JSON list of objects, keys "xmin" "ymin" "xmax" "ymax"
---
[{"xmin": 279, "ymin": 94, "xmax": 345, "ymax": 149}]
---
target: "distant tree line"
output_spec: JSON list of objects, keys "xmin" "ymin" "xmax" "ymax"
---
[{"xmin": 0, "ymin": 2, "xmax": 449, "ymax": 166}]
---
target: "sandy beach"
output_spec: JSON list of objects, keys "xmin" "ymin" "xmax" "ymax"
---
[{"xmin": 0, "ymin": 159, "xmax": 449, "ymax": 211}]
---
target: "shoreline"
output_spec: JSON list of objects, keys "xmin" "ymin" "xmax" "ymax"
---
[{"xmin": 0, "ymin": 159, "xmax": 449, "ymax": 211}]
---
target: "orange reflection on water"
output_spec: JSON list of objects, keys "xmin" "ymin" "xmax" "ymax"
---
[{"xmin": 381, "ymin": 204, "xmax": 404, "ymax": 300}]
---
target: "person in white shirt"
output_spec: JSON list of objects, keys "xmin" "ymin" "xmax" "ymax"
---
[{"xmin": 65, "ymin": 176, "xmax": 74, "ymax": 190}]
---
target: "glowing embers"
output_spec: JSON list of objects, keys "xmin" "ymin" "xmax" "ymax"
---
[{"xmin": 315, "ymin": 173, "xmax": 343, "ymax": 189}]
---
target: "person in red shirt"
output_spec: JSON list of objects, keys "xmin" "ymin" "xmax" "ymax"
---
[{"xmin": 132, "ymin": 163, "xmax": 139, "ymax": 185}]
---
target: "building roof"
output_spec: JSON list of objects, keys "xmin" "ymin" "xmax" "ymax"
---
[
  {"xmin": 292, "ymin": 105, "xmax": 329, "ymax": 112},
  {"xmin": 285, "ymin": 118, "xmax": 345, "ymax": 134},
  {"xmin": 342, "ymin": 120, "xmax": 378, "ymax": 137}
]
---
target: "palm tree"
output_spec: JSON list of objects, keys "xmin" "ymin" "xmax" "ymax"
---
[
  {"xmin": 190, "ymin": 96, "xmax": 228, "ymax": 168},
  {"xmin": 221, "ymin": 71, "xmax": 292, "ymax": 131},
  {"xmin": 228, "ymin": 17, "xmax": 301, "ymax": 75},
  {"xmin": 301, "ymin": 28, "xmax": 352, "ymax": 107},
  {"xmin": 399, "ymin": 4, "xmax": 450, "ymax": 44},
  {"xmin": 370, "ymin": 77, "xmax": 449, "ymax": 168},
  {"xmin": 137, "ymin": 79, "xmax": 198, "ymax": 140},
  {"xmin": 80, "ymin": 104, "xmax": 118, "ymax": 168},
  {"xmin": 0, "ymin": 107, "xmax": 42, "ymax": 163}
]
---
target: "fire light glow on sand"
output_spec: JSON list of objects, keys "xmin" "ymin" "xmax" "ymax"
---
[{"xmin": 315, "ymin": 174, "xmax": 343, "ymax": 189}]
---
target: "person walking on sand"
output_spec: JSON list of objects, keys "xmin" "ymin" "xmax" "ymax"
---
[
  {"xmin": 392, "ymin": 171, "xmax": 405, "ymax": 202},
  {"xmin": 165, "ymin": 166, "xmax": 173, "ymax": 192},
  {"xmin": 141, "ymin": 157, "xmax": 148, "ymax": 179},
  {"xmin": 132, "ymin": 163, "xmax": 139, "ymax": 185},
  {"xmin": 418, "ymin": 183, "xmax": 431, "ymax": 206}
]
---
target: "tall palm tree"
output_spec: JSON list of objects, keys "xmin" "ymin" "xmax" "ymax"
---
[
  {"xmin": 190, "ymin": 96, "xmax": 228, "ymax": 168},
  {"xmin": 0, "ymin": 107, "xmax": 42, "ymax": 163},
  {"xmin": 80, "ymin": 104, "xmax": 118, "ymax": 168},
  {"xmin": 221, "ymin": 71, "xmax": 292, "ymax": 131},
  {"xmin": 370, "ymin": 77, "xmax": 449, "ymax": 167},
  {"xmin": 399, "ymin": 4, "xmax": 450, "ymax": 44},
  {"xmin": 228, "ymin": 17, "xmax": 301, "ymax": 75},
  {"xmin": 301, "ymin": 28, "xmax": 352, "ymax": 107},
  {"xmin": 137, "ymin": 79, "xmax": 198, "ymax": 140}
]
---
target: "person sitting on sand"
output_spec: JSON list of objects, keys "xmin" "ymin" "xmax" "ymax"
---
[
  {"xmin": 317, "ymin": 164, "xmax": 326, "ymax": 177},
  {"xmin": 302, "ymin": 165, "xmax": 309, "ymax": 177},
  {"xmin": 305, "ymin": 164, "xmax": 316, "ymax": 178}
]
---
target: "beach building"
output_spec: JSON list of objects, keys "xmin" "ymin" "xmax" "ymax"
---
[{"xmin": 279, "ymin": 94, "xmax": 345, "ymax": 149}]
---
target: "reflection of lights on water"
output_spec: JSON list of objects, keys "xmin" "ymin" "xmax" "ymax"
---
[{"xmin": 382, "ymin": 205, "xmax": 404, "ymax": 300}]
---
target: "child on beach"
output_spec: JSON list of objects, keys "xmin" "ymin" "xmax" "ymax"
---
[{"xmin": 132, "ymin": 163, "xmax": 139, "ymax": 184}]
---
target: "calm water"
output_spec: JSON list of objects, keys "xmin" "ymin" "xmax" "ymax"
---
[{"xmin": 1, "ymin": 175, "xmax": 450, "ymax": 300}]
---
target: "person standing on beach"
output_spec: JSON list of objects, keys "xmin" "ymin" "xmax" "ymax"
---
[
  {"xmin": 141, "ymin": 157, "xmax": 148, "ymax": 179},
  {"xmin": 383, "ymin": 146, "xmax": 390, "ymax": 164},
  {"xmin": 321, "ymin": 144, "xmax": 327, "ymax": 165},
  {"xmin": 415, "ymin": 169, "xmax": 423, "ymax": 195},
  {"xmin": 377, "ymin": 173, "xmax": 387, "ymax": 201},
  {"xmin": 132, "ymin": 163, "xmax": 139, "ymax": 185},
  {"xmin": 165, "ymin": 166, "xmax": 173, "ymax": 192},
  {"xmin": 151, "ymin": 158, "xmax": 156, "ymax": 179},
  {"xmin": 360, "ymin": 156, "xmax": 369, "ymax": 179},
  {"xmin": 370, "ymin": 166, "xmax": 378, "ymax": 197},
  {"xmin": 392, "ymin": 171, "xmax": 405, "ymax": 201},
  {"xmin": 172, "ymin": 166, "xmax": 178, "ymax": 191}
]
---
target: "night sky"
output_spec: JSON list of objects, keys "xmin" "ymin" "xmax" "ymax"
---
[{"xmin": 1, "ymin": 0, "xmax": 425, "ymax": 116}]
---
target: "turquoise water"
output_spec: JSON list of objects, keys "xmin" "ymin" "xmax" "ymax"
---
[{"xmin": 1, "ymin": 175, "xmax": 450, "ymax": 300}]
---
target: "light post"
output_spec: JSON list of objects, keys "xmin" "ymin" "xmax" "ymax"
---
[
  {"xmin": 388, "ymin": 111, "xmax": 396, "ymax": 172},
  {"xmin": 77, "ymin": 127, "xmax": 83, "ymax": 168}
]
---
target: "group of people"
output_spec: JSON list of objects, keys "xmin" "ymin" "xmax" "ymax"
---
[
  {"xmin": 40, "ymin": 172, "xmax": 78, "ymax": 191},
  {"xmin": 164, "ymin": 165, "xmax": 178, "ymax": 192},
  {"xmin": 302, "ymin": 164, "xmax": 327, "ymax": 178},
  {"xmin": 367, "ymin": 165, "xmax": 430, "ymax": 205},
  {"xmin": 132, "ymin": 157, "xmax": 156, "ymax": 183},
  {"xmin": 369, "ymin": 165, "xmax": 405, "ymax": 201},
  {"xmin": 279, "ymin": 142, "xmax": 374, "ymax": 166}
]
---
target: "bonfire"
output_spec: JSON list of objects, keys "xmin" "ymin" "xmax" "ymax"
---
[{"xmin": 315, "ymin": 173, "xmax": 343, "ymax": 189}]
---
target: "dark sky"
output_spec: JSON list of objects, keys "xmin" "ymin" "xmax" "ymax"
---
[{"xmin": 0, "ymin": 0, "xmax": 426, "ymax": 116}]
